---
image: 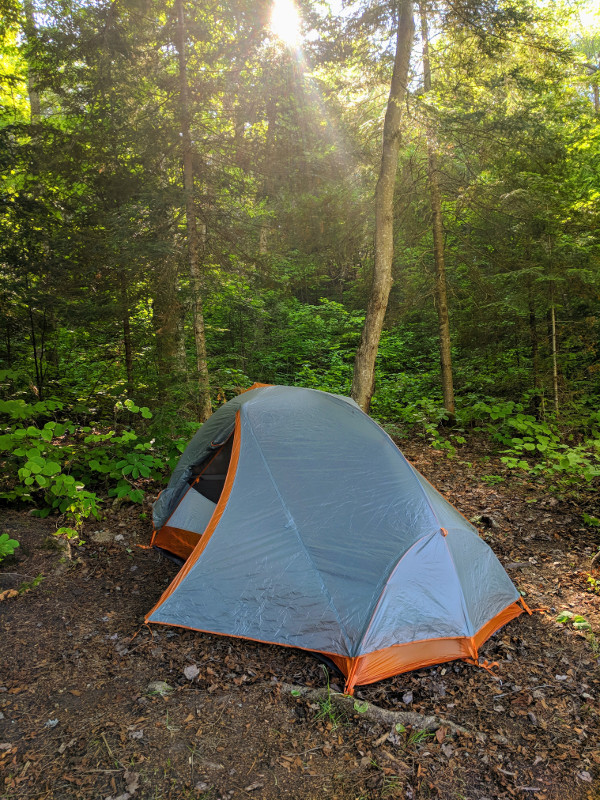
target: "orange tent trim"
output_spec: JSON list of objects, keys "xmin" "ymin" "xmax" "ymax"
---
[{"xmin": 147, "ymin": 594, "xmax": 523, "ymax": 694}]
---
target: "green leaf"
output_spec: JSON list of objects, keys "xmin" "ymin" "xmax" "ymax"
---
[
  {"xmin": 556, "ymin": 611, "xmax": 573, "ymax": 623},
  {"xmin": 0, "ymin": 533, "xmax": 19, "ymax": 559},
  {"xmin": 353, "ymin": 700, "xmax": 369, "ymax": 713},
  {"xmin": 0, "ymin": 434, "xmax": 16, "ymax": 450},
  {"xmin": 42, "ymin": 461, "xmax": 61, "ymax": 476}
]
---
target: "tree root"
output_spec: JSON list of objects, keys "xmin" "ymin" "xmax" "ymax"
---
[{"xmin": 280, "ymin": 683, "xmax": 477, "ymax": 739}]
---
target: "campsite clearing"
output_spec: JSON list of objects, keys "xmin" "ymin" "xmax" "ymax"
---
[{"xmin": 1, "ymin": 439, "xmax": 598, "ymax": 800}]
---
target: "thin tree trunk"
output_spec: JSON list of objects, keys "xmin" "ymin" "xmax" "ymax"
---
[
  {"xmin": 122, "ymin": 288, "xmax": 134, "ymax": 396},
  {"xmin": 175, "ymin": 0, "xmax": 212, "ymax": 421},
  {"xmin": 550, "ymin": 301, "xmax": 559, "ymax": 416},
  {"xmin": 420, "ymin": 2, "xmax": 455, "ymax": 418},
  {"xmin": 27, "ymin": 304, "xmax": 41, "ymax": 398},
  {"xmin": 5, "ymin": 322, "xmax": 12, "ymax": 366},
  {"xmin": 527, "ymin": 282, "xmax": 540, "ymax": 412},
  {"xmin": 351, "ymin": 0, "xmax": 415, "ymax": 411},
  {"xmin": 23, "ymin": 0, "xmax": 41, "ymax": 120}
]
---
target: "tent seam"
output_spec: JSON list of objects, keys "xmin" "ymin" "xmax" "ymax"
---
[
  {"xmin": 354, "ymin": 531, "xmax": 436, "ymax": 655},
  {"xmin": 243, "ymin": 408, "xmax": 355, "ymax": 657},
  {"xmin": 442, "ymin": 535, "xmax": 475, "ymax": 638},
  {"xmin": 400, "ymin": 457, "xmax": 443, "ymax": 530},
  {"xmin": 348, "ymin": 407, "xmax": 442, "ymax": 532}
]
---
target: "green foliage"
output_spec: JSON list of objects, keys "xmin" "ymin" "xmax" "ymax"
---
[
  {"xmin": 462, "ymin": 401, "xmax": 600, "ymax": 484},
  {"xmin": 314, "ymin": 666, "xmax": 345, "ymax": 729},
  {"xmin": 0, "ymin": 532, "xmax": 19, "ymax": 562},
  {"xmin": 18, "ymin": 574, "xmax": 44, "ymax": 594},
  {"xmin": 583, "ymin": 513, "xmax": 600, "ymax": 528},
  {"xmin": 0, "ymin": 0, "xmax": 599, "ymax": 516},
  {"xmin": 556, "ymin": 610, "xmax": 592, "ymax": 631},
  {"xmin": 0, "ymin": 397, "xmax": 169, "ymax": 534},
  {"xmin": 586, "ymin": 576, "xmax": 599, "ymax": 595}
]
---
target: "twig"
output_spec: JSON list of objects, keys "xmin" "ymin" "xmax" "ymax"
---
[
  {"xmin": 82, "ymin": 768, "xmax": 123, "ymax": 773},
  {"xmin": 493, "ymin": 684, "xmax": 551, "ymax": 699},
  {"xmin": 100, "ymin": 732, "xmax": 125, "ymax": 770},
  {"xmin": 0, "ymin": 572, "xmax": 34, "ymax": 579},
  {"xmin": 100, "ymin": 732, "xmax": 114, "ymax": 760}
]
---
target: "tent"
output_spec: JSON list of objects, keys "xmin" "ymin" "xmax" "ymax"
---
[{"xmin": 146, "ymin": 384, "xmax": 525, "ymax": 693}]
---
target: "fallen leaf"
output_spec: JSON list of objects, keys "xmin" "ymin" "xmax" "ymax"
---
[
  {"xmin": 124, "ymin": 769, "xmax": 139, "ymax": 794},
  {"xmin": 441, "ymin": 743, "xmax": 454, "ymax": 758},
  {"xmin": 146, "ymin": 681, "xmax": 173, "ymax": 697},
  {"xmin": 183, "ymin": 665, "xmax": 199, "ymax": 681}
]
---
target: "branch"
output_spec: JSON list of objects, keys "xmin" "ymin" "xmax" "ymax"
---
[{"xmin": 280, "ymin": 683, "xmax": 477, "ymax": 739}]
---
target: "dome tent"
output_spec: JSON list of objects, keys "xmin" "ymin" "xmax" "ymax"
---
[{"xmin": 146, "ymin": 384, "xmax": 525, "ymax": 693}]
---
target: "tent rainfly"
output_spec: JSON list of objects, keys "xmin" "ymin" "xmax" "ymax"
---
[{"xmin": 146, "ymin": 384, "xmax": 526, "ymax": 693}]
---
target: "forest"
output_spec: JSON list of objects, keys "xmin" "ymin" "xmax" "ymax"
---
[
  {"xmin": 1, "ymin": 1, "xmax": 600, "ymax": 799},
  {"xmin": 0, "ymin": 0, "xmax": 599, "ymax": 519}
]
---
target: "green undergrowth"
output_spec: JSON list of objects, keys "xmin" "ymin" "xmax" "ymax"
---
[{"xmin": 0, "ymin": 396, "xmax": 198, "ymax": 537}]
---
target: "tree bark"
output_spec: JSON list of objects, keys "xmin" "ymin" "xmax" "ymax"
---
[
  {"xmin": 527, "ymin": 282, "xmax": 540, "ymax": 412},
  {"xmin": 550, "ymin": 301, "xmax": 559, "ymax": 416},
  {"xmin": 420, "ymin": 2, "xmax": 455, "ymax": 418},
  {"xmin": 175, "ymin": 0, "xmax": 212, "ymax": 421},
  {"xmin": 351, "ymin": 0, "xmax": 415, "ymax": 412},
  {"xmin": 121, "ymin": 285, "xmax": 134, "ymax": 396},
  {"xmin": 23, "ymin": 0, "xmax": 41, "ymax": 121},
  {"xmin": 152, "ymin": 254, "xmax": 186, "ymax": 399}
]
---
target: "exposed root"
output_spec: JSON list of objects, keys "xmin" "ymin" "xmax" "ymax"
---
[{"xmin": 280, "ymin": 683, "xmax": 477, "ymax": 739}]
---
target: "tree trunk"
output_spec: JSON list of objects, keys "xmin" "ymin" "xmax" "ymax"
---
[
  {"xmin": 527, "ymin": 282, "xmax": 540, "ymax": 412},
  {"xmin": 550, "ymin": 301, "xmax": 559, "ymax": 416},
  {"xmin": 420, "ymin": 2, "xmax": 455, "ymax": 418},
  {"xmin": 152, "ymin": 254, "xmax": 186, "ymax": 400},
  {"xmin": 175, "ymin": 0, "xmax": 212, "ymax": 421},
  {"xmin": 351, "ymin": 0, "xmax": 415, "ymax": 411},
  {"xmin": 23, "ymin": 0, "xmax": 41, "ymax": 121},
  {"xmin": 122, "ymin": 286, "xmax": 134, "ymax": 396}
]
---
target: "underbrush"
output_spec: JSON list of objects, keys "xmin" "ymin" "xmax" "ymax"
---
[{"xmin": 0, "ymin": 396, "xmax": 199, "ymax": 538}]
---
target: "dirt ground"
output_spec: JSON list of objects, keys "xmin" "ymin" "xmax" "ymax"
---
[{"xmin": 1, "ymin": 440, "xmax": 599, "ymax": 800}]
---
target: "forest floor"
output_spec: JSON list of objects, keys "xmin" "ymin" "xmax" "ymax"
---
[{"xmin": 1, "ymin": 438, "xmax": 599, "ymax": 800}]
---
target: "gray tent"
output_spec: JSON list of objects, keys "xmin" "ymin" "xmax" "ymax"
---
[{"xmin": 147, "ymin": 384, "xmax": 525, "ymax": 692}]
